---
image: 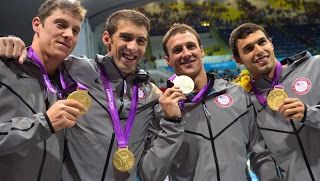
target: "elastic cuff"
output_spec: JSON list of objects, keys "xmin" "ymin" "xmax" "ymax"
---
[
  {"xmin": 300, "ymin": 104, "xmax": 307, "ymax": 123},
  {"xmin": 163, "ymin": 116, "xmax": 182, "ymax": 123},
  {"xmin": 44, "ymin": 112, "xmax": 55, "ymax": 133}
]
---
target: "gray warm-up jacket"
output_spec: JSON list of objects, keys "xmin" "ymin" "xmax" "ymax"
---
[
  {"xmin": 251, "ymin": 51, "xmax": 320, "ymax": 181},
  {"xmin": 0, "ymin": 58, "xmax": 76, "ymax": 181},
  {"xmin": 61, "ymin": 55, "xmax": 184, "ymax": 181},
  {"xmin": 139, "ymin": 74, "xmax": 280, "ymax": 181}
]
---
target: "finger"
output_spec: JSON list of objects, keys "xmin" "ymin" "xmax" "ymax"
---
[
  {"xmin": 62, "ymin": 117, "xmax": 76, "ymax": 128},
  {"xmin": 64, "ymin": 105, "xmax": 82, "ymax": 118},
  {"xmin": 4, "ymin": 39, "xmax": 14, "ymax": 58},
  {"xmin": 64, "ymin": 99, "xmax": 88, "ymax": 113},
  {"xmin": 12, "ymin": 38, "xmax": 25, "ymax": 59},
  {"xmin": 279, "ymin": 101, "xmax": 304, "ymax": 114},
  {"xmin": 0, "ymin": 38, "xmax": 5, "ymax": 57},
  {"xmin": 291, "ymin": 113, "xmax": 304, "ymax": 122},
  {"xmin": 171, "ymin": 94, "xmax": 187, "ymax": 103},
  {"xmin": 282, "ymin": 106, "xmax": 304, "ymax": 119},
  {"xmin": 282, "ymin": 98, "xmax": 299, "ymax": 104},
  {"xmin": 168, "ymin": 91, "xmax": 186, "ymax": 100},
  {"xmin": 164, "ymin": 87, "xmax": 182, "ymax": 97},
  {"xmin": 19, "ymin": 48, "xmax": 28, "ymax": 64},
  {"xmin": 64, "ymin": 111, "xmax": 78, "ymax": 122}
]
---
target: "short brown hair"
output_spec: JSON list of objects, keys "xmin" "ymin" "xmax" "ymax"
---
[
  {"xmin": 104, "ymin": 9, "xmax": 150, "ymax": 37},
  {"xmin": 37, "ymin": 0, "xmax": 87, "ymax": 22},
  {"xmin": 162, "ymin": 23, "xmax": 202, "ymax": 56},
  {"xmin": 229, "ymin": 23, "xmax": 270, "ymax": 59}
]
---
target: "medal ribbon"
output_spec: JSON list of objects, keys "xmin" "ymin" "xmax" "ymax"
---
[
  {"xmin": 98, "ymin": 63, "xmax": 138, "ymax": 148},
  {"xmin": 191, "ymin": 79, "xmax": 212, "ymax": 103},
  {"xmin": 27, "ymin": 47, "xmax": 61, "ymax": 93},
  {"xmin": 27, "ymin": 47, "xmax": 87, "ymax": 97},
  {"xmin": 252, "ymin": 61, "xmax": 283, "ymax": 106},
  {"xmin": 168, "ymin": 74, "xmax": 212, "ymax": 108}
]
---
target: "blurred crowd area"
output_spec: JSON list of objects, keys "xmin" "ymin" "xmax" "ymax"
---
[
  {"xmin": 139, "ymin": 0, "xmax": 320, "ymax": 34},
  {"xmin": 133, "ymin": 0, "xmax": 320, "ymax": 88}
]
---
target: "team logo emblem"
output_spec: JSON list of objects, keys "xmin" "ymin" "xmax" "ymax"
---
[
  {"xmin": 138, "ymin": 88, "xmax": 146, "ymax": 100},
  {"xmin": 214, "ymin": 93, "xmax": 233, "ymax": 108},
  {"xmin": 291, "ymin": 77, "xmax": 311, "ymax": 95}
]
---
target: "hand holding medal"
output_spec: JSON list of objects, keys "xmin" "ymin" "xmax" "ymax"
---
[
  {"xmin": 27, "ymin": 47, "xmax": 91, "ymax": 115},
  {"xmin": 67, "ymin": 90, "xmax": 91, "ymax": 115},
  {"xmin": 171, "ymin": 75, "xmax": 195, "ymax": 94},
  {"xmin": 267, "ymin": 85, "xmax": 288, "ymax": 111}
]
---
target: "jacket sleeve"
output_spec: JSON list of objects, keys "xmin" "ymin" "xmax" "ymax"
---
[
  {"xmin": 0, "ymin": 111, "xmax": 53, "ymax": 156},
  {"xmin": 138, "ymin": 103, "xmax": 185, "ymax": 181},
  {"xmin": 247, "ymin": 102, "xmax": 281, "ymax": 181},
  {"xmin": 297, "ymin": 55, "xmax": 320, "ymax": 129},
  {"xmin": 301, "ymin": 104, "xmax": 320, "ymax": 129}
]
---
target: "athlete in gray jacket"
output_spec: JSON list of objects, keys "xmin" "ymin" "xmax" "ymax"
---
[
  {"xmin": 60, "ymin": 54, "xmax": 184, "ymax": 181},
  {"xmin": 139, "ymin": 23, "xmax": 280, "ymax": 181},
  {"xmin": 0, "ymin": 10, "xmax": 185, "ymax": 181},
  {"xmin": 230, "ymin": 23, "xmax": 320, "ymax": 181},
  {"xmin": 0, "ymin": 1, "xmax": 87, "ymax": 180}
]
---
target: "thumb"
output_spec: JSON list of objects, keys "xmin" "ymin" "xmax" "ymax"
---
[{"xmin": 19, "ymin": 48, "xmax": 28, "ymax": 64}]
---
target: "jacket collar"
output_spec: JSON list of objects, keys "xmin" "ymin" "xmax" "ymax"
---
[{"xmin": 94, "ymin": 54, "xmax": 150, "ymax": 85}]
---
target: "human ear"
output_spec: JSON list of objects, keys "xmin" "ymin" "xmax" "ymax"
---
[
  {"xmin": 102, "ymin": 31, "xmax": 111, "ymax": 51},
  {"xmin": 32, "ymin": 17, "xmax": 41, "ymax": 33}
]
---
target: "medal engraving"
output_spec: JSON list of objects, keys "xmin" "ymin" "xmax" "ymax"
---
[
  {"xmin": 112, "ymin": 147, "xmax": 135, "ymax": 172},
  {"xmin": 172, "ymin": 75, "xmax": 195, "ymax": 94},
  {"xmin": 67, "ymin": 90, "xmax": 91, "ymax": 114},
  {"xmin": 267, "ymin": 87, "xmax": 288, "ymax": 111}
]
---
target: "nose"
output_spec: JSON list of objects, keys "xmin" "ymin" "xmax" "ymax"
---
[
  {"xmin": 127, "ymin": 40, "xmax": 139, "ymax": 52},
  {"xmin": 181, "ymin": 46, "xmax": 192, "ymax": 59},
  {"xmin": 63, "ymin": 28, "xmax": 74, "ymax": 39},
  {"xmin": 254, "ymin": 44, "xmax": 264, "ymax": 55}
]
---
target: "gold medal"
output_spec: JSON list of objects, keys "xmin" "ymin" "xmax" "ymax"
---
[
  {"xmin": 67, "ymin": 90, "xmax": 91, "ymax": 114},
  {"xmin": 112, "ymin": 147, "xmax": 135, "ymax": 172},
  {"xmin": 267, "ymin": 87, "xmax": 288, "ymax": 111},
  {"xmin": 172, "ymin": 75, "xmax": 195, "ymax": 94}
]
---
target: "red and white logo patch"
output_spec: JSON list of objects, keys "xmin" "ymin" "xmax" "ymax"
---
[
  {"xmin": 138, "ymin": 88, "xmax": 146, "ymax": 100},
  {"xmin": 214, "ymin": 93, "xmax": 233, "ymax": 108},
  {"xmin": 291, "ymin": 77, "xmax": 311, "ymax": 95}
]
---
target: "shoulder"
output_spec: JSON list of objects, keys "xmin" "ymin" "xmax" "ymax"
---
[
  {"xmin": 63, "ymin": 55, "xmax": 97, "ymax": 73},
  {"xmin": 0, "ymin": 58, "xmax": 32, "ymax": 79},
  {"xmin": 139, "ymin": 82, "xmax": 162, "ymax": 101}
]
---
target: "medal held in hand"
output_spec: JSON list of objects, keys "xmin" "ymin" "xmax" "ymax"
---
[
  {"xmin": 112, "ymin": 147, "xmax": 135, "ymax": 172},
  {"xmin": 172, "ymin": 75, "xmax": 195, "ymax": 94},
  {"xmin": 267, "ymin": 86, "xmax": 288, "ymax": 111},
  {"xmin": 67, "ymin": 90, "xmax": 91, "ymax": 114}
]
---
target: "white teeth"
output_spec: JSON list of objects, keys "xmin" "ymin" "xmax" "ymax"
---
[
  {"xmin": 255, "ymin": 56, "xmax": 267, "ymax": 64},
  {"xmin": 123, "ymin": 54, "xmax": 135, "ymax": 60}
]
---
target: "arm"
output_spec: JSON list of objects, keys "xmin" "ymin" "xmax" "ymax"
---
[
  {"xmin": 138, "ymin": 87, "xmax": 186, "ymax": 181},
  {"xmin": 247, "ymin": 102, "xmax": 281, "ymax": 181},
  {"xmin": 0, "ymin": 112, "xmax": 52, "ymax": 156},
  {"xmin": 303, "ymin": 103, "xmax": 320, "ymax": 128},
  {"xmin": 0, "ymin": 79, "xmax": 86, "ymax": 156}
]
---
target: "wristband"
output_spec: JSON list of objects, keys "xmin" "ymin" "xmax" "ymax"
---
[{"xmin": 163, "ymin": 116, "xmax": 182, "ymax": 123}]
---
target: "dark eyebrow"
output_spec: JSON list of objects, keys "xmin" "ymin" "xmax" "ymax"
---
[
  {"xmin": 242, "ymin": 37, "xmax": 266, "ymax": 51},
  {"xmin": 119, "ymin": 32, "xmax": 132, "ymax": 37},
  {"xmin": 186, "ymin": 41, "xmax": 197, "ymax": 46},
  {"xmin": 119, "ymin": 32, "xmax": 147, "ymax": 41}
]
